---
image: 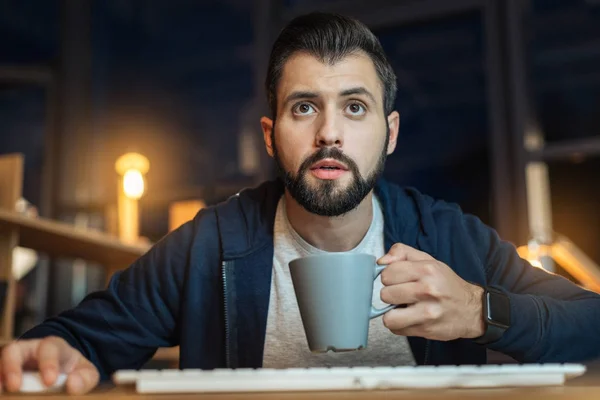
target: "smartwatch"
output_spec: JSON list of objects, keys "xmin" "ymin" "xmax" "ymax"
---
[{"xmin": 473, "ymin": 285, "xmax": 511, "ymax": 345}]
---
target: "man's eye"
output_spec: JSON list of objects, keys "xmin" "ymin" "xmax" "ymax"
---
[
  {"xmin": 346, "ymin": 103, "xmax": 366, "ymax": 116},
  {"xmin": 293, "ymin": 103, "xmax": 316, "ymax": 115}
]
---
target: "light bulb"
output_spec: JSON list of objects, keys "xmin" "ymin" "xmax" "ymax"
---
[{"xmin": 123, "ymin": 169, "xmax": 145, "ymax": 199}]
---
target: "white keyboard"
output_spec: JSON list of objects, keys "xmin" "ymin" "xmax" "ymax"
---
[{"xmin": 113, "ymin": 364, "xmax": 586, "ymax": 394}]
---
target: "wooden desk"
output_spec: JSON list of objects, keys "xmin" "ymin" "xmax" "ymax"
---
[{"xmin": 1, "ymin": 385, "xmax": 599, "ymax": 399}]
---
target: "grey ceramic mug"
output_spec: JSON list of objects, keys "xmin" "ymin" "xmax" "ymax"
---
[{"xmin": 289, "ymin": 253, "xmax": 395, "ymax": 353}]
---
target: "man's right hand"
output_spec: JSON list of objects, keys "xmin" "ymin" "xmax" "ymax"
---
[{"xmin": 0, "ymin": 336, "xmax": 99, "ymax": 394}]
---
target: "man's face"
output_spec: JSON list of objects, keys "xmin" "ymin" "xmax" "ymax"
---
[{"xmin": 262, "ymin": 52, "xmax": 399, "ymax": 216}]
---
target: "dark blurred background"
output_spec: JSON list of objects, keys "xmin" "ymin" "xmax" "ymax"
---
[{"xmin": 1, "ymin": 0, "xmax": 599, "ymax": 341}]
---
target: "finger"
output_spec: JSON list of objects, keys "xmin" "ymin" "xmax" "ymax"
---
[
  {"xmin": 378, "ymin": 243, "xmax": 433, "ymax": 265},
  {"xmin": 382, "ymin": 304, "xmax": 423, "ymax": 332},
  {"xmin": 1, "ymin": 342, "xmax": 27, "ymax": 392},
  {"xmin": 37, "ymin": 338, "xmax": 62, "ymax": 386},
  {"xmin": 380, "ymin": 281, "xmax": 426, "ymax": 305},
  {"xmin": 66, "ymin": 360, "xmax": 99, "ymax": 395},
  {"xmin": 382, "ymin": 302, "xmax": 440, "ymax": 332},
  {"xmin": 380, "ymin": 261, "xmax": 424, "ymax": 286},
  {"xmin": 390, "ymin": 324, "xmax": 428, "ymax": 338}
]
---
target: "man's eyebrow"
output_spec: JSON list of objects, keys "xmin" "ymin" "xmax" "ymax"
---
[
  {"xmin": 340, "ymin": 87, "xmax": 377, "ymax": 104},
  {"xmin": 283, "ymin": 91, "xmax": 319, "ymax": 105}
]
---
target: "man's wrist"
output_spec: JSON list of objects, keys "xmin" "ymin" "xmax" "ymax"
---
[{"xmin": 464, "ymin": 284, "xmax": 485, "ymax": 339}]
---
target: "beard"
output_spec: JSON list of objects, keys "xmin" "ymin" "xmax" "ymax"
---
[{"xmin": 272, "ymin": 125, "xmax": 389, "ymax": 217}]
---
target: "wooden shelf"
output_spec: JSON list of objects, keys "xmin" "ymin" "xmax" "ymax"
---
[
  {"xmin": 0, "ymin": 208, "xmax": 149, "ymax": 267},
  {"xmin": 528, "ymin": 136, "xmax": 600, "ymax": 162},
  {"xmin": 0, "ymin": 65, "xmax": 54, "ymax": 85}
]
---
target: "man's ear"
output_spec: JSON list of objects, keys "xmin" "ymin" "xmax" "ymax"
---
[
  {"xmin": 386, "ymin": 111, "xmax": 400, "ymax": 155},
  {"xmin": 261, "ymin": 116, "xmax": 275, "ymax": 157}
]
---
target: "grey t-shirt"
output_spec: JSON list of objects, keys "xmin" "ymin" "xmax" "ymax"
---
[{"xmin": 262, "ymin": 195, "xmax": 416, "ymax": 368}]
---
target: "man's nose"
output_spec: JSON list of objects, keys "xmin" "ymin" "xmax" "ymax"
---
[{"xmin": 314, "ymin": 112, "xmax": 343, "ymax": 148}]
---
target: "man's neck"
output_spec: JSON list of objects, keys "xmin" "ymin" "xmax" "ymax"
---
[{"xmin": 284, "ymin": 191, "xmax": 374, "ymax": 252}]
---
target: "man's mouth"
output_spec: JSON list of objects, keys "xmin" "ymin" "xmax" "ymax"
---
[
  {"xmin": 310, "ymin": 159, "xmax": 349, "ymax": 171},
  {"xmin": 309, "ymin": 159, "xmax": 349, "ymax": 180}
]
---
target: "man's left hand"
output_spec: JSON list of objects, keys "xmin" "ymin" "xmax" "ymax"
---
[{"xmin": 378, "ymin": 243, "xmax": 485, "ymax": 341}]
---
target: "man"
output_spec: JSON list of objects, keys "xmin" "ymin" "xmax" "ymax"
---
[{"xmin": 2, "ymin": 12, "xmax": 600, "ymax": 395}]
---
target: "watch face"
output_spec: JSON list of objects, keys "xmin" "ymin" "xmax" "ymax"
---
[{"xmin": 487, "ymin": 291, "xmax": 510, "ymax": 329}]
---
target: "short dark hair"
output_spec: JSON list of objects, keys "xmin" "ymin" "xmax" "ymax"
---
[{"xmin": 265, "ymin": 12, "xmax": 397, "ymax": 119}]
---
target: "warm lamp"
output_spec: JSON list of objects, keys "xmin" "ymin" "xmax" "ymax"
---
[
  {"xmin": 517, "ymin": 236, "xmax": 600, "ymax": 293},
  {"xmin": 115, "ymin": 152, "xmax": 150, "ymax": 243},
  {"xmin": 520, "ymin": 161, "xmax": 600, "ymax": 293}
]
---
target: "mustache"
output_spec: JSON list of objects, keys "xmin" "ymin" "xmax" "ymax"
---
[{"xmin": 298, "ymin": 148, "xmax": 359, "ymax": 174}]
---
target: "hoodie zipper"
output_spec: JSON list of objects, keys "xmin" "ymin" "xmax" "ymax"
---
[
  {"xmin": 423, "ymin": 340, "xmax": 431, "ymax": 365},
  {"xmin": 221, "ymin": 260, "xmax": 231, "ymax": 368}
]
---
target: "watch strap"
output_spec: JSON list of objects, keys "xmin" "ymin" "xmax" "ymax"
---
[
  {"xmin": 472, "ymin": 285, "xmax": 510, "ymax": 345},
  {"xmin": 473, "ymin": 321, "xmax": 505, "ymax": 345}
]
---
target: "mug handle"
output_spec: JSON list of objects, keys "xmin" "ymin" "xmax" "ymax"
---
[{"xmin": 369, "ymin": 264, "xmax": 396, "ymax": 319}]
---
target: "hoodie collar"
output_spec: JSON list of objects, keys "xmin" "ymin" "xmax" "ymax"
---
[{"xmin": 214, "ymin": 178, "xmax": 429, "ymax": 260}]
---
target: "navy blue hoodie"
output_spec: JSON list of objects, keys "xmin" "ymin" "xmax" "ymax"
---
[{"xmin": 21, "ymin": 179, "xmax": 600, "ymax": 380}]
